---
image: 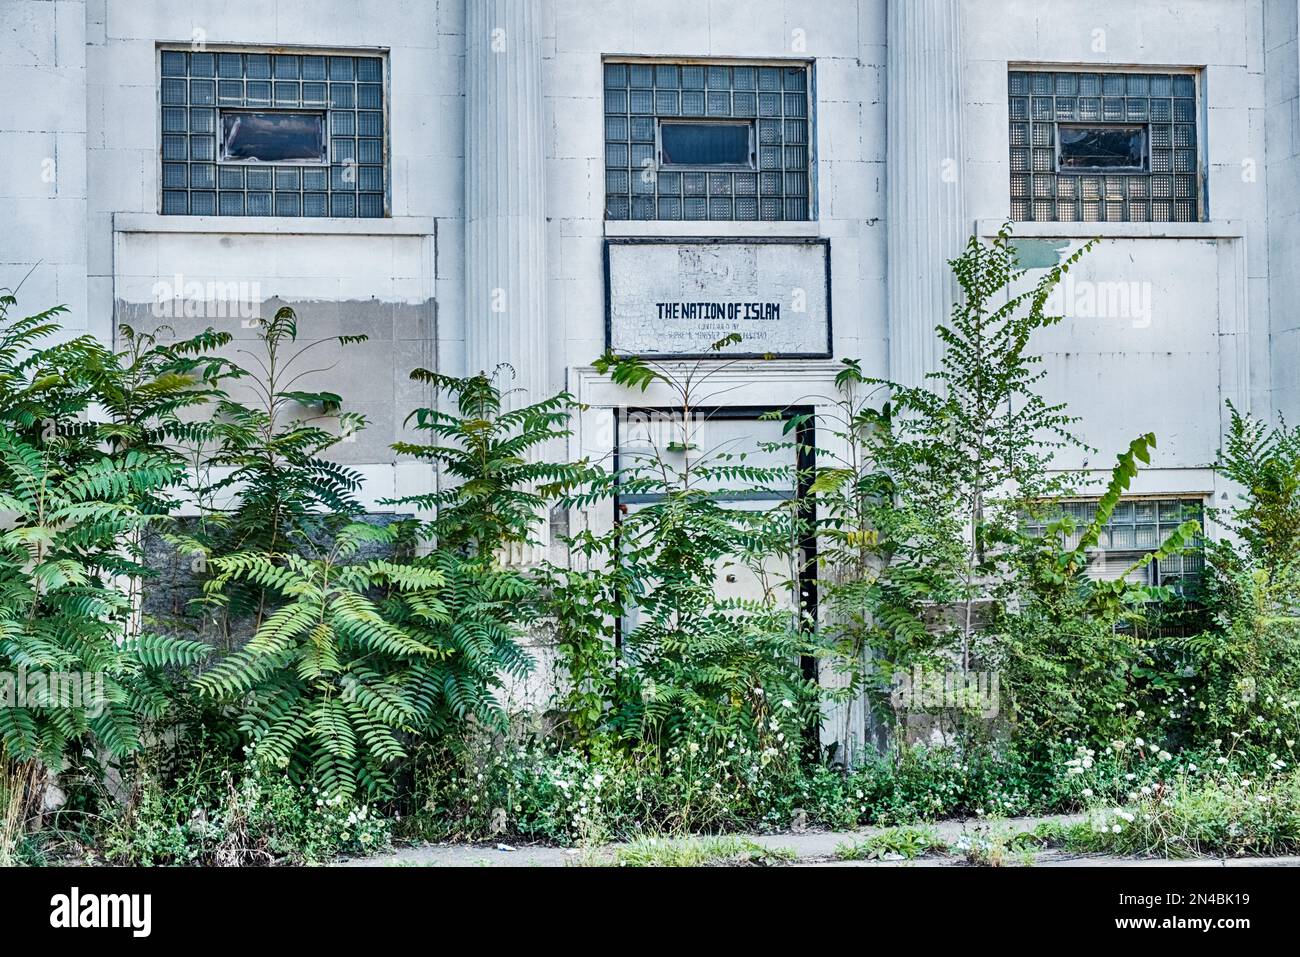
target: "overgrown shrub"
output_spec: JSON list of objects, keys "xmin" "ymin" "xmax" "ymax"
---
[
  {"xmin": 803, "ymin": 230, "xmax": 1107, "ymax": 748},
  {"xmin": 100, "ymin": 752, "xmax": 390, "ymax": 865},
  {"xmin": 7, "ymin": 217, "xmax": 1300, "ymax": 866},
  {"xmin": 191, "ymin": 360, "xmax": 579, "ymax": 799},
  {"xmin": 803, "ymin": 231, "xmax": 1205, "ymax": 761},
  {"xmin": 0, "ymin": 296, "xmax": 211, "ymax": 768},
  {"xmin": 167, "ymin": 307, "xmax": 369, "ymax": 642},
  {"xmin": 547, "ymin": 337, "xmax": 820, "ymax": 763},
  {"xmin": 407, "ymin": 731, "xmax": 1246, "ymax": 845},
  {"xmin": 1074, "ymin": 764, "xmax": 1300, "ymax": 858},
  {"xmin": 1170, "ymin": 404, "xmax": 1300, "ymax": 750},
  {"xmin": 993, "ymin": 435, "xmax": 1199, "ymax": 754}
]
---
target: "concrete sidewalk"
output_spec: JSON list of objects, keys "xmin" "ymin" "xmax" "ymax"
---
[{"xmin": 331, "ymin": 812, "xmax": 1293, "ymax": 867}]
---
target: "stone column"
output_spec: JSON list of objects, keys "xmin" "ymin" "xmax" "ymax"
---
[
  {"xmin": 464, "ymin": 0, "xmax": 549, "ymax": 404},
  {"xmin": 886, "ymin": 0, "xmax": 967, "ymax": 388}
]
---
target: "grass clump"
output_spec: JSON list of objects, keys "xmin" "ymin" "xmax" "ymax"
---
[
  {"xmin": 835, "ymin": 826, "xmax": 947, "ymax": 862},
  {"xmin": 609, "ymin": 835, "xmax": 794, "ymax": 867}
]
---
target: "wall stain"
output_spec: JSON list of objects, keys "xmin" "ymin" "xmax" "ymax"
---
[{"xmin": 1010, "ymin": 238, "xmax": 1070, "ymax": 269}]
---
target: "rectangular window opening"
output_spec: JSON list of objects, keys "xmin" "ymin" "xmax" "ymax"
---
[
  {"xmin": 1058, "ymin": 123, "xmax": 1148, "ymax": 173},
  {"xmin": 219, "ymin": 110, "xmax": 327, "ymax": 164},
  {"xmin": 659, "ymin": 120, "xmax": 755, "ymax": 168}
]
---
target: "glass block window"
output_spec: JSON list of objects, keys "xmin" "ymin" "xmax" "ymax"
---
[
  {"xmin": 604, "ymin": 60, "xmax": 812, "ymax": 221},
  {"xmin": 1022, "ymin": 497, "xmax": 1205, "ymax": 588},
  {"xmin": 160, "ymin": 49, "xmax": 386, "ymax": 217},
  {"xmin": 1008, "ymin": 70, "xmax": 1201, "ymax": 223}
]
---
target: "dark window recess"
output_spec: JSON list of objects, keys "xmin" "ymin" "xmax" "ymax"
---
[
  {"xmin": 660, "ymin": 121, "xmax": 753, "ymax": 167},
  {"xmin": 1058, "ymin": 124, "xmax": 1148, "ymax": 172},
  {"xmin": 220, "ymin": 111, "xmax": 326, "ymax": 163}
]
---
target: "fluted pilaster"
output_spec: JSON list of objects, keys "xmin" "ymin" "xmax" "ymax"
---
[
  {"xmin": 887, "ymin": 0, "xmax": 967, "ymax": 388},
  {"xmin": 464, "ymin": 0, "xmax": 549, "ymax": 404},
  {"xmin": 465, "ymin": 0, "xmax": 551, "ymax": 562}
]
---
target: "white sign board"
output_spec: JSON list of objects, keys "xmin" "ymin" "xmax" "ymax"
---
[{"xmin": 605, "ymin": 239, "xmax": 831, "ymax": 358}]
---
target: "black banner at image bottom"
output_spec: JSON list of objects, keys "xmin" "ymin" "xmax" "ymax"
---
[{"xmin": 0, "ymin": 864, "xmax": 1281, "ymax": 943}]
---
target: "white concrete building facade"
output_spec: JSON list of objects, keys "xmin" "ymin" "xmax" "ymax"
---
[{"xmin": 2, "ymin": 0, "xmax": 1298, "ymax": 743}]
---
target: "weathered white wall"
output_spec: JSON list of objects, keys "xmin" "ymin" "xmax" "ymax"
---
[
  {"xmin": 111, "ymin": 216, "xmax": 438, "ymax": 507},
  {"xmin": 1, "ymin": 0, "xmax": 1297, "ymax": 756},
  {"xmin": 0, "ymin": 0, "xmax": 88, "ymax": 332},
  {"xmin": 541, "ymin": 0, "xmax": 889, "ymax": 381},
  {"xmin": 962, "ymin": 0, "xmax": 1271, "ymax": 495},
  {"xmin": 86, "ymin": 0, "xmax": 460, "ymax": 509},
  {"xmin": 0, "ymin": 0, "xmax": 1290, "ymax": 537},
  {"xmin": 995, "ymin": 226, "xmax": 1246, "ymax": 503}
]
